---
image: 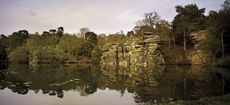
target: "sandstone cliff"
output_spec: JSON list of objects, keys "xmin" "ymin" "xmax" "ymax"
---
[
  {"xmin": 101, "ymin": 35, "xmax": 164, "ymax": 66},
  {"xmin": 189, "ymin": 30, "xmax": 212, "ymax": 65}
]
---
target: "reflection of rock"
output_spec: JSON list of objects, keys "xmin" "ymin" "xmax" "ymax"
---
[
  {"xmin": 101, "ymin": 35, "xmax": 164, "ymax": 66},
  {"xmin": 101, "ymin": 65, "xmax": 165, "ymax": 103},
  {"xmin": 0, "ymin": 64, "xmax": 229, "ymax": 104},
  {"xmin": 101, "ymin": 65, "xmax": 227, "ymax": 103}
]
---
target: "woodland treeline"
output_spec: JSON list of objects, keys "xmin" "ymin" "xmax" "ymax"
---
[{"xmin": 0, "ymin": 0, "xmax": 229, "ymax": 65}]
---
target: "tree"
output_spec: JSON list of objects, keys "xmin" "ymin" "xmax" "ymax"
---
[
  {"xmin": 155, "ymin": 20, "xmax": 173, "ymax": 48},
  {"xmin": 222, "ymin": 0, "xmax": 230, "ymax": 11},
  {"xmin": 78, "ymin": 42, "xmax": 95, "ymax": 57},
  {"xmin": 134, "ymin": 11, "xmax": 161, "ymax": 35},
  {"xmin": 80, "ymin": 27, "xmax": 90, "ymax": 39},
  {"xmin": 220, "ymin": 0, "xmax": 230, "ymax": 57},
  {"xmin": 85, "ymin": 32, "xmax": 97, "ymax": 44},
  {"xmin": 42, "ymin": 31, "xmax": 50, "ymax": 36},
  {"xmin": 76, "ymin": 31, "xmax": 98, "ymax": 58},
  {"xmin": 134, "ymin": 25, "xmax": 154, "ymax": 35},
  {"xmin": 58, "ymin": 35, "xmax": 85, "ymax": 57},
  {"xmin": 136, "ymin": 12, "xmax": 160, "ymax": 29},
  {"xmin": 207, "ymin": 0, "xmax": 230, "ymax": 58},
  {"xmin": 172, "ymin": 4, "xmax": 206, "ymax": 51},
  {"xmin": 0, "ymin": 34, "xmax": 7, "ymax": 38},
  {"xmin": 7, "ymin": 30, "xmax": 29, "ymax": 51},
  {"xmin": 0, "ymin": 34, "xmax": 8, "ymax": 61},
  {"xmin": 127, "ymin": 31, "xmax": 134, "ymax": 37},
  {"xmin": 18, "ymin": 30, "xmax": 29, "ymax": 38},
  {"xmin": 57, "ymin": 26, "xmax": 64, "ymax": 37},
  {"xmin": 49, "ymin": 29, "xmax": 56, "ymax": 35}
]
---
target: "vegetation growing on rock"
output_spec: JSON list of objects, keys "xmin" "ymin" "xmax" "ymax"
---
[{"xmin": 0, "ymin": 0, "xmax": 230, "ymax": 66}]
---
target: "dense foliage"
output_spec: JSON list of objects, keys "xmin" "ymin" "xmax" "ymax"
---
[
  {"xmin": 172, "ymin": 4, "xmax": 206, "ymax": 50},
  {"xmin": 0, "ymin": 0, "xmax": 230, "ymax": 66},
  {"xmin": 0, "ymin": 27, "xmax": 99, "ymax": 63}
]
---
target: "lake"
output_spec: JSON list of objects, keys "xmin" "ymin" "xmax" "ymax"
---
[{"xmin": 0, "ymin": 64, "xmax": 230, "ymax": 105}]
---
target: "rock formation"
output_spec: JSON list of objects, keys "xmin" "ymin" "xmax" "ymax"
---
[
  {"xmin": 101, "ymin": 35, "xmax": 164, "ymax": 66},
  {"xmin": 189, "ymin": 30, "xmax": 212, "ymax": 65}
]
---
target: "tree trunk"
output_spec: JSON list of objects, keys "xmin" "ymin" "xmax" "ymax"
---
[
  {"xmin": 172, "ymin": 34, "xmax": 176, "ymax": 48},
  {"xmin": 183, "ymin": 29, "xmax": 186, "ymax": 51},
  {"xmin": 221, "ymin": 33, "xmax": 225, "ymax": 58},
  {"xmin": 168, "ymin": 37, "xmax": 171, "ymax": 49}
]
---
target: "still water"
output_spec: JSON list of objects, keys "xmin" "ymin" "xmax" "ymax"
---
[{"xmin": 0, "ymin": 64, "xmax": 229, "ymax": 105}]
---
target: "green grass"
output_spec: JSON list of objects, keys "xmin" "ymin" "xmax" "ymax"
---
[{"xmin": 160, "ymin": 94, "xmax": 230, "ymax": 105}]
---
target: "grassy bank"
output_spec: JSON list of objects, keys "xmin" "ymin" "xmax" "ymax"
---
[{"xmin": 160, "ymin": 94, "xmax": 230, "ymax": 105}]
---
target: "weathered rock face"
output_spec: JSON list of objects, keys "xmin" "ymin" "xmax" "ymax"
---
[
  {"xmin": 189, "ymin": 30, "xmax": 212, "ymax": 65},
  {"xmin": 101, "ymin": 35, "xmax": 164, "ymax": 66},
  {"xmin": 190, "ymin": 30, "xmax": 207, "ymax": 50}
]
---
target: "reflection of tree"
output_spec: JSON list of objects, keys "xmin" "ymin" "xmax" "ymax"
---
[
  {"xmin": 0, "ymin": 64, "xmax": 229, "ymax": 104},
  {"xmin": 85, "ymin": 83, "xmax": 97, "ymax": 94},
  {"xmin": 0, "ymin": 64, "xmax": 102, "ymax": 98},
  {"xmin": 101, "ymin": 65, "xmax": 229, "ymax": 103}
]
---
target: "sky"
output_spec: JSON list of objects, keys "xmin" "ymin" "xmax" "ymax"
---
[{"xmin": 0, "ymin": 0, "xmax": 225, "ymax": 35}]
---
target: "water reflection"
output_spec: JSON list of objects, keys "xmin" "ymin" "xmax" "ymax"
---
[
  {"xmin": 0, "ymin": 64, "xmax": 229, "ymax": 104},
  {"xmin": 0, "ymin": 64, "xmax": 102, "ymax": 98}
]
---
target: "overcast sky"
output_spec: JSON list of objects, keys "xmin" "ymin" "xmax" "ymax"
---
[{"xmin": 0, "ymin": 0, "xmax": 225, "ymax": 35}]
